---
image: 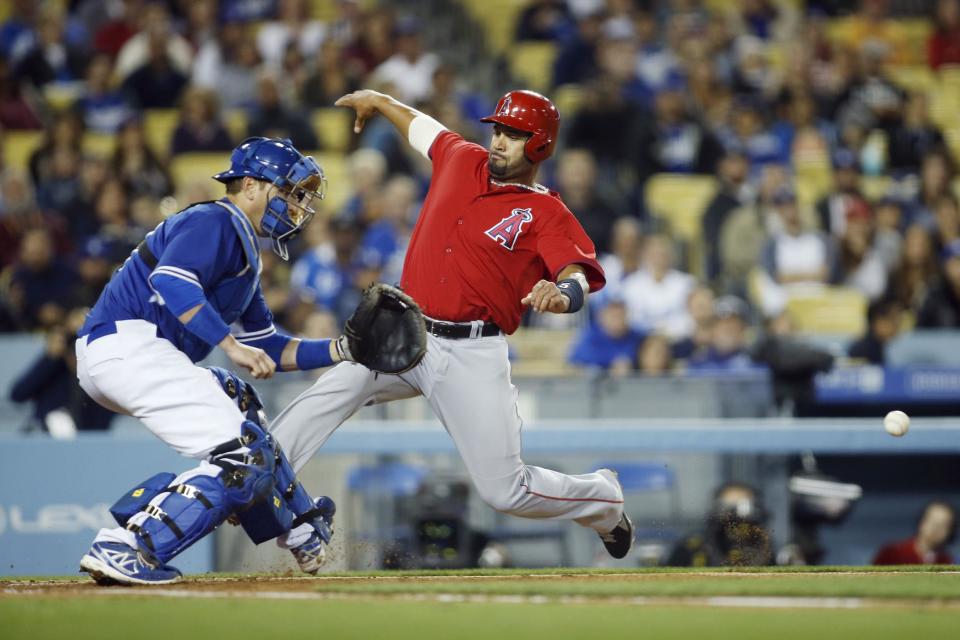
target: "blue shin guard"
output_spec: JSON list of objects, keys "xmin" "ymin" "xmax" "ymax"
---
[{"xmin": 110, "ymin": 421, "xmax": 277, "ymax": 565}]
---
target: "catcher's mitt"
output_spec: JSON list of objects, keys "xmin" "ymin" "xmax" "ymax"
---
[{"xmin": 339, "ymin": 283, "xmax": 426, "ymax": 374}]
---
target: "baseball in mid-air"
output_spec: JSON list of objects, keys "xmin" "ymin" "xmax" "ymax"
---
[{"xmin": 883, "ymin": 410, "xmax": 910, "ymax": 437}]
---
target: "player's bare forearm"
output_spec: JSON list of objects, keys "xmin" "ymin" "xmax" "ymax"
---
[{"xmin": 334, "ymin": 90, "xmax": 424, "ymax": 139}]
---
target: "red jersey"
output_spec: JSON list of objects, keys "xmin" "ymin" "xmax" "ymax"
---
[
  {"xmin": 873, "ymin": 538, "xmax": 953, "ymax": 565},
  {"xmin": 400, "ymin": 131, "xmax": 605, "ymax": 334}
]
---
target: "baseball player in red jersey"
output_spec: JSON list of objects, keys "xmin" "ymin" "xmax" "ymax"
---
[{"xmin": 270, "ymin": 89, "xmax": 634, "ymax": 559}]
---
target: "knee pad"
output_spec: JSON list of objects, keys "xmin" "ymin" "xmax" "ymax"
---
[{"xmin": 110, "ymin": 420, "xmax": 277, "ymax": 565}]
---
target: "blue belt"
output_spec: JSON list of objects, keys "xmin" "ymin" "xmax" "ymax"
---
[{"xmin": 82, "ymin": 322, "xmax": 119, "ymax": 345}]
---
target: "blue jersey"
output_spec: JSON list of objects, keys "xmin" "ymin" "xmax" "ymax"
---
[{"xmin": 80, "ymin": 199, "xmax": 277, "ymax": 363}]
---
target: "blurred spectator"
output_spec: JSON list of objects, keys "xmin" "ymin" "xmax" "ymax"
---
[
  {"xmin": 59, "ymin": 156, "xmax": 109, "ymax": 241},
  {"xmin": 552, "ymin": 9, "xmax": 603, "ymax": 87},
  {"xmin": 114, "ymin": 1, "xmax": 192, "ymax": 81},
  {"xmin": 427, "ymin": 64, "xmax": 490, "ymax": 130},
  {"xmin": 183, "ymin": 0, "xmax": 219, "ymax": 50},
  {"xmin": 703, "ymin": 151, "xmax": 752, "ymax": 282},
  {"xmin": 874, "ymin": 501, "xmax": 956, "ymax": 565},
  {"xmin": 671, "ymin": 286, "xmax": 716, "ymax": 360},
  {"xmin": 730, "ymin": 36, "xmax": 782, "ymax": 105},
  {"xmin": 361, "ymin": 175, "xmax": 419, "ymax": 286},
  {"xmin": 726, "ymin": 0, "xmax": 799, "ymax": 42},
  {"xmin": 931, "ymin": 193, "xmax": 960, "ymax": 255},
  {"xmin": 257, "ymin": 0, "xmax": 326, "ymax": 69},
  {"xmin": 122, "ymin": 33, "xmax": 189, "ymax": 109},
  {"xmin": 301, "ymin": 309, "xmax": 340, "ymax": 340},
  {"xmin": 0, "ymin": 171, "xmax": 54, "ymax": 268},
  {"xmin": 14, "ymin": 7, "xmax": 88, "ymax": 90},
  {"xmin": 5, "ymin": 228, "xmax": 79, "ymax": 330},
  {"xmin": 516, "ymin": 0, "xmax": 574, "ymax": 42},
  {"xmin": 568, "ymin": 297, "xmax": 644, "ymax": 376},
  {"xmin": 192, "ymin": 21, "xmax": 261, "ymax": 109},
  {"xmin": 778, "ymin": 90, "xmax": 832, "ymax": 165},
  {"xmin": 597, "ymin": 216, "xmax": 643, "ymax": 304},
  {"xmin": 909, "ymin": 150, "xmax": 956, "ymax": 229},
  {"xmin": 0, "ymin": 0, "xmax": 40, "ymax": 62},
  {"xmin": 816, "ymin": 148, "xmax": 864, "ymax": 236},
  {"xmin": 341, "ymin": 148, "xmax": 388, "ymax": 221},
  {"xmin": 688, "ymin": 296, "xmax": 757, "ymax": 371},
  {"xmin": 303, "ymin": 40, "xmax": 361, "ymax": 108},
  {"xmin": 0, "ymin": 57, "xmax": 42, "ymax": 129},
  {"xmin": 92, "ymin": 0, "xmax": 141, "ymax": 58},
  {"xmin": 636, "ymin": 333, "xmax": 674, "ymax": 376},
  {"xmin": 836, "ymin": 43, "xmax": 904, "ymax": 137},
  {"xmin": 291, "ymin": 217, "xmax": 369, "ymax": 324},
  {"xmin": 370, "ymin": 17, "xmax": 439, "ymax": 105},
  {"xmin": 916, "ymin": 239, "xmax": 960, "ymax": 328},
  {"xmin": 566, "ymin": 76, "xmax": 642, "ymax": 173},
  {"xmin": 170, "ymin": 87, "xmax": 234, "ymax": 155},
  {"xmin": 75, "ymin": 52, "xmax": 136, "ymax": 133},
  {"xmin": 886, "ymin": 93, "xmax": 947, "ymax": 176},
  {"xmin": 10, "ymin": 307, "xmax": 115, "ymax": 435},
  {"xmin": 342, "ymin": 8, "xmax": 394, "ymax": 76},
  {"xmin": 761, "ymin": 187, "xmax": 836, "ymax": 286},
  {"xmin": 555, "ymin": 149, "xmax": 623, "ymax": 254},
  {"xmin": 718, "ymin": 96, "xmax": 789, "ymax": 170},
  {"xmin": 74, "ymin": 236, "xmax": 118, "ymax": 308},
  {"xmin": 848, "ymin": 297, "xmax": 903, "ymax": 365},
  {"xmin": 28, "ymin": 110, "xmax": 84, "ymax": 187},
  {"xmin": 928, "ymin": 0, "xmax": 960, "ymax": 70},
  {"xmin": 666, "ymin": 482, "xmax": 773, "ymax": 567},
  {"xmin": 837, "ymin": 198, "xmax": 888, "ymax": 300},
  {"xmin": 220, "ymin": 0, "xmax": 280, "ymax": 23},
  {"xmin": 247, "ymin": 71, "xmax": 319, "ymax": 150},
  {"xmin": 622, "ymin": 234, "xmax": 696, "ymax": 339},
  {"xmin": 91, "ymin": 177, "xmax": 139, "ymax": 254},
  {"xmin": 112, "ymin": 118, "xmax": 173, "ymax": 198},
  {"xmin": 35, "ymin": 145, "xmax": 83, "ymax": 216},
  {"xmin": 886, "ymin": 223, "xmax": 938, "ymax": 313},
  {"xmin": 635, "ymin": 80, "xmax": 724, "ymax": 183},
  {"xmin": 595, "ymin": 22, "xmax": 647, "ymax": 106},
  {"xmin": 634, "ymin": 10, "xmax": 683, "ymax": 99}
]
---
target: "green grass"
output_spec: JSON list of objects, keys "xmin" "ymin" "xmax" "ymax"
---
[
  {"xmin": 4, "ymin": 568, "xmax": 960, "ymax": 640},
  {"xmin": 3, "ymin": 598, "xmax": 958, "ymax": 640}
]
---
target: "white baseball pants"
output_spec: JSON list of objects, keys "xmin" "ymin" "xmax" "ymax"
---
[{"xmin": 270, "ymin": 332, "xmax": 624, "ymax": 534}]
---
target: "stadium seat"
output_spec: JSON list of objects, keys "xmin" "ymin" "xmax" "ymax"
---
[
  {"xmin": 508, "ymin": 42, "xmax": 558, "ymax": 94},
  {"xmin": 143, "ymin": 109, "xmax": 180, "ymax": 158},
  {"xmin": 644, "ymin": 174, "xmax": 718, "ymax": 242},
  {"xmin": 552, "ymin": 84, "xmax": 584, "ymax": 120},
  {"xmin": 887, "ymin": 65, "xmax": 935, "ymax": 93},
  {"xmin": 784, "ymin": 286, "xmax": 867, "ymax": 336},
  {"xmin": 169, "ymin": 152, "xmax": 232, "ymax": 192},
  {"xmin": 224, "ymin": 109, "xmax": 249, "ymax": 143},
  {"xmin": 3, "ymin": 131, "xmax": 44, "ymax": 171},
  {"xmin": 82, "ymin": 132, "xmax": 116, "ymax": 158},
  {"xmin": 508, "ymin": 328, "xmax": 578, "ymax": 377},
  {"xmin": 311, "ymin": 108, "xmax": 353, "ymax": 153},
  {"xmin": 311, "ymin": 151, "xmax": 348, "ymax": 212},
  {"xmin": 861, "ymin": 175, "xmax": 892, "ymax": 202},
  {"xmin": 459, "ymin": 0, "xmax": 527, "ymax": 55}
]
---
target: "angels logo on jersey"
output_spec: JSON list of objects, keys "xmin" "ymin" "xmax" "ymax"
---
[{"xmin": 485, "ymin": 208, "xmax": 533, "ymax": 251}]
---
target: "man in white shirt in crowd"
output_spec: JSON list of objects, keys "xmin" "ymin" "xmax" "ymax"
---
[{"xmin": 621, "ymin": 233, "xmax": 696, "ymax": 339}]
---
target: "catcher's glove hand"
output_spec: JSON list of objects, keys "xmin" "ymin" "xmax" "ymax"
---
[{"xmin": 335, "ymin": 283, "xmax": 426, "ymax": 374}]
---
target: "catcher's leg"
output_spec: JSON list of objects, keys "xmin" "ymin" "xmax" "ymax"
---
[{"xmin": 81, "ymin": 421, "xmax": 278, "ymax": 585}]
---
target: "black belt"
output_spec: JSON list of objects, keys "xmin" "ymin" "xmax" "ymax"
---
[
  {"xmin": 424, "ymin": 317, "xmax": 501, "ymax": 340},
  {"xmin": 137, "ymin": 240, "xmax": 158, "ymax": 269}
]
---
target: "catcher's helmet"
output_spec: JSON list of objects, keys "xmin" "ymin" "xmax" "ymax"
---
[
  {"xmin": 480, "ymin": 90, "xmax": 560, "ymax": 164},
  {"xmin": 213, "ymin": 137, "xmax": 326, "ymax": 260}
]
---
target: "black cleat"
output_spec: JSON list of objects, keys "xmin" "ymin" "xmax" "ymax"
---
[{"xmin": 599, "ymin": 514, "xmax": 634, "ymax": 559}]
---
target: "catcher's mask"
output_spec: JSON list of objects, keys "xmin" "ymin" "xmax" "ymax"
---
[{"xmin": 214, "ymin": 137, "xmax": 327, "ymax": 260}]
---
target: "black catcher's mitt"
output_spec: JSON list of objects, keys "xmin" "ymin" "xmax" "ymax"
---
[{"xmin": 339, "ymin": 283, "xmax": 426, "ymax": 374}]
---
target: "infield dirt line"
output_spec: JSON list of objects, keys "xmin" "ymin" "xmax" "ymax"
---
[{"xmin": 5, "ymin": 587, "xmax": 960, "ymax": 610}]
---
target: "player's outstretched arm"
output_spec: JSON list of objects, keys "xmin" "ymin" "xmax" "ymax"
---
[
  {"xmin": 335, "ymin": 90, "xmax": 446, "ymax": 158},
  {"xmin": 521, "ymin": 266, "xmax": 590, "ymax": 314}
]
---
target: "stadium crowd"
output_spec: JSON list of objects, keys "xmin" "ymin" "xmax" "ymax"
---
[{"xmin": 1, "ymin": 0, "xmax": 960, "ymax": 391}]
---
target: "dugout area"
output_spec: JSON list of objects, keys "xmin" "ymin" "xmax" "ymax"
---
[{"xmin": 3, "ymin": 566, "xmax": 959, "ymax": 640}]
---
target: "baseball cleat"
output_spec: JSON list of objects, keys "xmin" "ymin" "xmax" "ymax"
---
[
  {"xmin": 79, "ymin": 541, "xmax": 182, "ymax": 586},
  {"xmin": 290, "ymin": 533, "xmax": 328, "ymax": 574},
  {"xmin": 599, "ymin": 514, "xmax": 635, "ymax": 559}
]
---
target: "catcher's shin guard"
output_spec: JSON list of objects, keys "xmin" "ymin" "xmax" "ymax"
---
[
  {"xmin": 236, "ymin": 435, "xmax": 334, "ymax": 545},
  {"xmin": 110, "ymin": 421, "xmax": 277, "ymax": 565}
]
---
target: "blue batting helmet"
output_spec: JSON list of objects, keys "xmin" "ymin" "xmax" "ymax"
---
[{"xmin": 213, "ymin": 137, "xmax": 326, "ymax": 260}]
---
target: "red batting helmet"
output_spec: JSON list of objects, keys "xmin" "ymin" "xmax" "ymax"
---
[{"xmin": 480, "ymin": 90, "xmax": 560, "ymax": 164}]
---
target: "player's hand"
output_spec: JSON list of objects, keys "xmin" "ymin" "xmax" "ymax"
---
[
  {"xmin": 521, "ymin": 280, "xmax": 570, "ymax": 314},
  {"xmin": 220, "ymin": 337, "xmax": 276, "ymax": 379},
  {"xmin": 334, "ymin": 90, "xmax": 385, "ymax": 134}
]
